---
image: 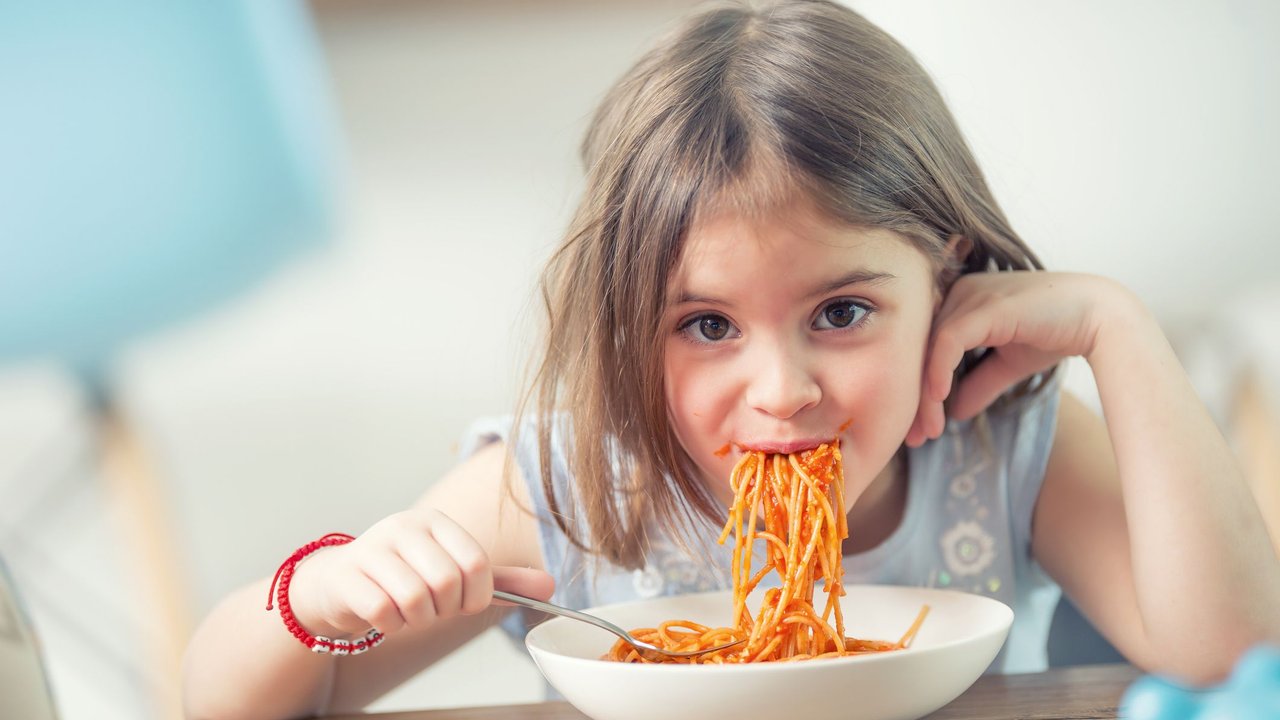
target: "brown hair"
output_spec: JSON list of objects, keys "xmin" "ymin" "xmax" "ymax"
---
[{"xmin": 515, "ymin": 0, "xmax": 1045, "ymax": 570}]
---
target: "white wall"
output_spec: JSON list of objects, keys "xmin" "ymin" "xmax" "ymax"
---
[
  {"xmin": 61, "ymin": 0, "xmax": 1280, "ymax": 714},
  {"xmin": 858, "ymin": 0, "xmax": 1280, "ymax": 328}
]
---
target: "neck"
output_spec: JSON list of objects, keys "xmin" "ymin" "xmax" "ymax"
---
[{"xmin": 842, "ymin": 448, "xmax": 908, "ymax": 555}]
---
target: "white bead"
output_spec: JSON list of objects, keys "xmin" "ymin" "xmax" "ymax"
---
[
  {"xmin": 311, "ymin": 636, "xmax": 332, "ymax": 654},
  {"xmin": 331, "ymin": 638, "xmax": 352, "ymax": 656},
  {"xmin": 366, "ymin": 629, "xmax": 385, "ymax": 648}
]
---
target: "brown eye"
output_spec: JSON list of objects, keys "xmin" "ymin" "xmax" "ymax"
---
[
  {"xmin": 814, "ymin": 300, "xmax": 870, "ymax": 330},
  {"xmin": 699, "ymin": 315, "xmax": 730, "ymax": 341},
  {"xmin": 678, "ymin": 313, "xmax": 738, "ymax": 344}
]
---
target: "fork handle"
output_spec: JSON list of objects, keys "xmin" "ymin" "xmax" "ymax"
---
[{"xmin": 492, "ymin": 590, "xmax": 634, "ymax": 642}]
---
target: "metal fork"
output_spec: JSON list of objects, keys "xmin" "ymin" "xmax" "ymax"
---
[{"xmin": 493, "ymin": 590, "xmax": 745, "ymax": 662}]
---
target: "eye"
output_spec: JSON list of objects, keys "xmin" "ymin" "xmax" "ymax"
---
[
  {"xmin": 812, "ymin": 299, "xmax": 872, "ymax": 330},
  {"xmin": 678, "ymin": 313, "xmax": 739, "ymax": 344}
]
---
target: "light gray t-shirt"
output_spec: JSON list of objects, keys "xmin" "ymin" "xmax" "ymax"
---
[{"xmin": 460, "ymin": 378, "xmax": 1061, "ymax": 676}]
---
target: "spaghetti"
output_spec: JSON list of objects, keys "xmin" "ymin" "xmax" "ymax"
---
[{"xmin": 605, "ymin": 441, "xmax": 929, "ymax": 664}]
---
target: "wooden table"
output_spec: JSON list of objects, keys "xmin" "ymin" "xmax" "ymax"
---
[{"xmin": 324, "ymin": 663, "xmax": 1142, "ymax": 720}]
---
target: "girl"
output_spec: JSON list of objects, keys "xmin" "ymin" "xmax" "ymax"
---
[{"xmin": 183, "ymin": 1, "xmax": 1280, "ymax": 717}]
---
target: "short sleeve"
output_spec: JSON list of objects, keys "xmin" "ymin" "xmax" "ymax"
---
[{"xmin": 456, "ymin": 415, "xmax": 572, "ymax": 600}]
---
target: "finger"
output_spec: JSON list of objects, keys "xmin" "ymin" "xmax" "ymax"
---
[
  {"xmin": 342, "ymin": 570, "xmax": 407, "ymax": 634},
  {"xmin": 426, "ymin": 514, "xmax": 491, "ymax": 615},
  {"xmin": 904, "ymin": 358, "xmax": 933, "ymax": 447},
  {"xmin": 909, "ymin": 366, "xmax": 948, "ymax": 446},
  {"xmin": 949, "ymin": 350, "xmax": 1024, "ymax": 420},
  {"xmin": 397, "ymin": 538, "xmax": 463, "ymax": 618},
  {"xmin": 951, "ymin": 348, "xmax": 1060, "ymax": 420},
  {"xmin": 924, "ymin": 328, "xmax": 967, "ymax": 404},
  {"xmin": 930, "ymin": 276, "xmax": 993, "ymax": 351},
  {"xmin": 923, "ymin": 393, "xmax": 947, "ymax": 441},
  {"xmin": 492, "ymin": 566, "xmax": 555, "ymax": 604},
  {"xmin": 926, "ymin": 310, "xmax": 1011, "ymax": 404},
  {"xmin": 931, "ymin": 277, "xmax": 982, "ymax": 330},
  {"xmin": 952, "ymin": 345, "xmax": 1049, "ymax": 417},
  {"xmin": 904, "ymin": 409, "xmax": 926, "ymax": 447},
  {"xmin": 362, "ymin": 556, "xmax": 435, "ymax": 630}
]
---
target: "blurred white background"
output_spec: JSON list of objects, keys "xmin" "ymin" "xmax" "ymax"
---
[{"xmin": 2, "ymin": 0, "xmax": 1278, "ymax": 718}]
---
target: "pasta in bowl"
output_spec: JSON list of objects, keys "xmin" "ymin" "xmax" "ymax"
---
[{"xmin": 524, "ymin": 584, "xmax": 1013, "ymax": 720}]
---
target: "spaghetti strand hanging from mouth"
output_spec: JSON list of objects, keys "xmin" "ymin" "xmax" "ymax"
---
[{"xmin": 605, "ymin": 441, "xmax": 929, "ymax": 663}]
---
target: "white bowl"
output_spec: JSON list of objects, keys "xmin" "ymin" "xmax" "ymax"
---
[{"xmin": 525, "ymin": 584, "xmax": 1012, "ymax": 720}]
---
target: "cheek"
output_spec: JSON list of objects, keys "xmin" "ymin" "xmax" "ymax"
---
[
  {"xmin": 828, "ymin": 320, "xmax": 931, "ymax": 503},
  {"xmin": 664, "ymin": 349, "xmax": 728, "ymax": 445},
  {"xmin": 838, "ymin": 348, "xmax": 922, "ymax": 436},
  {"xmin": 838, "ymin": 316, "xmax": 929, "ymax": 421},
  {"xmin": 664, "ymin": 347, "xmax": 742, "ymax": 500},
  {"xmin": 665, "ymin": 352, "xmax": 702, "ymax": 427}
]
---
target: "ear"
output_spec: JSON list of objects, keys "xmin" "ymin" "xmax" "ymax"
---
[{"xmin": 944, "ymin": 233, "xmax": 973, "ymax": 264}]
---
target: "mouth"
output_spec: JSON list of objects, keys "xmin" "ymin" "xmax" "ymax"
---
[{"xmin": 735, "ymin": 437, "xmax": 833, "ymax": 455}]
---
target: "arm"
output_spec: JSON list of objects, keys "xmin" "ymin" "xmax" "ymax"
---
[
  {"xmin": 182, "ymin": 442, "xmax": 551, "ymax": 719},
  {"xmin": 909, "ymin": 272, "xmax": 1280, "ymax": 684},
  {"xmin": 1034, "ymin": 291, "xmax": 1280, "ymax": 683}
]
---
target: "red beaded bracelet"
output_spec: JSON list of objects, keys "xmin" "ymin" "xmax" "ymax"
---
[{"xmin": 266, "ymin": 532, "xmax": 385, "ymax": 655}]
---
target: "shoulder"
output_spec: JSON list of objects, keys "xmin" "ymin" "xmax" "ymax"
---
[{"xmin": 412, "ymin": 439, "xmax": 547, "ymax": 572}]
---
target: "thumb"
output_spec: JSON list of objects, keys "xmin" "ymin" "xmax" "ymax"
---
[{"xmin": 492, "ymin": 565, "xmax": 556, "ymax": 604}]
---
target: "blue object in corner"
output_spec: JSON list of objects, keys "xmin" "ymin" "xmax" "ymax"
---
[{"xmin": 1121, "ymin": 645, "xmax": 1280, "ymax": 719}]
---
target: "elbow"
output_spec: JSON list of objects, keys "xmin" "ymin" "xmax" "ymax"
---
[
  {"xmin": 182, "ymin": 697, "xmax": 299, "ymax": 720},
  {"xmin": 182, "ymin": 682, "xmax": 248, "ymax": 720},
  {"xmin": 182, "ymin": 685, "xmax": 312, "ymax": 720},
  {"xmin": 181, "ymin": 651, "xmax": 235, "ymax": 720},
  {"xmin": 181, "ymin": 696, "xmax": 231, "ymax": 720},
  {"xmin": 181, "ymin": 656, "xmax": 217, "ymax": 720},
  {"xmin": 181, "ymin": 656, "xmax": 285, "ymax": 720},
  {"xmin": 1137, "ymin": 622, "xmax": 1280, "ymax": 688}
]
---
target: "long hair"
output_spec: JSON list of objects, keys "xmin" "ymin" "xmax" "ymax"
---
[{"xmin": 514, "ymin": 0, "xmax": 1045, "ymax": 570}]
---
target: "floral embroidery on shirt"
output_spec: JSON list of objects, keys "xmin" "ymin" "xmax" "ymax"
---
[
  {"xmin": 630, "ymin": 529, "xmax": 731, "ymax": 599},
  {"xmin": 941, "ymin": 520, "xmax": 996, "ymax": 577},
  {"xmin": 949, "ymin": 472, "xmax": 977, "ymax": 499},
  {"xmin": 632, "ymin": 565, "xmax": 664, "ymax": 598}
]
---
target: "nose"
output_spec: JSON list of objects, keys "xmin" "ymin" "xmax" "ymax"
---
[{"xmin": 743, "ymin": 340, "xmax": 821, "ymax": 420}]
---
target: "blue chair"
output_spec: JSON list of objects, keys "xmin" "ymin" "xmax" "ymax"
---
[
  {"xmin": 0, "ymin": 3, "xmax": 342, "ymax": 716},
  {"xmin": 0, "ymin": 0, "xmax": 340, "ymax": 385}
]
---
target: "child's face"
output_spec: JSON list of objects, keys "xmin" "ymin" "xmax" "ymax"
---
[{"xmin": 663, "ymin": 198, "xmax": 939, "ymax": 512}]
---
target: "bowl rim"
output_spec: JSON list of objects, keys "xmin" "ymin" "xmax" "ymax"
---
[{"xmin": 524, "ymin": 584, "xmax": 1013, "ymax": 674}]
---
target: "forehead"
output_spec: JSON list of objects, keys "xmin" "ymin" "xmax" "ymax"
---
[{"xmin": 672, "ymin": 199, "xmax": 934, "ymax": 297}]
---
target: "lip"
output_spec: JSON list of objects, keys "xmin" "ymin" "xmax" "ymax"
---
[{"xmin": 735, "ymin": 437, "xmax": 832, "ymax": 454}]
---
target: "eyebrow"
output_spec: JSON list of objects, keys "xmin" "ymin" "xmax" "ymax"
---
[
  {"xmin": 808, "ymin": 269, "xmax": 897, "ymax": 298},
  {"xmin": 673, "ymin": 269, "xmax": 897, "ymax": 306}
]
